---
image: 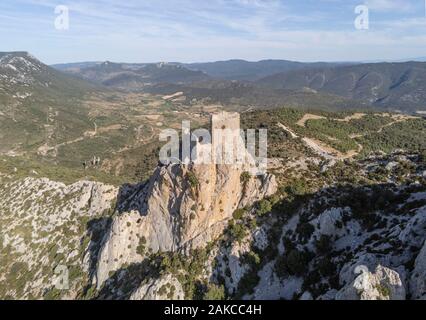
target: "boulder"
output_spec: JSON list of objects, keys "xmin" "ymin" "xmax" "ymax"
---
[
  {"xmin": 409, "ymin": 240, "xmax": 426, "ymax": 300},
  {"xmin": 336, "ymin": 265, "xmax": 405, "ymax": 300},
  {"xmin": 130, "ymin": 274, "xmax": 184, "ymax": 300}
]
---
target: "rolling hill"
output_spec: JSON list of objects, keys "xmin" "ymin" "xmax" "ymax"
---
[
  {"xmin": 53, "ymin": 58, "xmax": 426, "ymax": 113},
  {"xmin": 0, "ymin": 52, "xmax": 98, "ymax": 154},
  {"xmin": 183, "ymin": 59, "xmax": 347, "ymax": 81},
  {"xmin": 145, "ymin": 80, "xmax": 369, "ymax": 111},
  {"xmin": 257, "ymin": 62, "xmax": 426, "ymax": 112},
  {"xmin": 54, "ymin": 61, "xmax": 210, "ymax": 90}
]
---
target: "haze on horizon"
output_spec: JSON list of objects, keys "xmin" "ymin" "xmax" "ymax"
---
[{"xmin": 1, "ymin": 0, "xmax": 426, "ymax": 64}]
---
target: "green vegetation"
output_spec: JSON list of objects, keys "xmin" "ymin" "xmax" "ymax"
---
[
  {"xmin": 275, "ymin": 249, "xmax": 312, "ymax": 277},
  {"xmin": 376, "ymin": 284, "xmax": 391, "ymax": 299},
  {"xmin": 232, "ymin": 208, "xmax": 246, "ymax": 220},
  {"xmin": 154, "ymin": 245, "xmax": 216, "ymax": 300},
  {"xmin": 187, "ymin": 171, "xmax": 199, "ymax": 188},
  {"xmin": 242, "ymin": 108, "xmax": 425, "ymax": 157},
  {"xmin": 136, "ymin": 236, "xmax": 147, "ymax": 256},
  {"xmin": 0, "ymin": 155, "xmax": 126, "ymax": 185},
  {"xmin": 203, "ymin": 284, "xmax": 225, "ymax": 300},
  {"xmin": 227, "ymin": 220, "xmax": 248, "ymax": 243},
  {"xmin": 256, "ymin": 199, "xmax": 272, "ymax": 216},
  {"xmin": 240, "ymin": 171, "xmax": 251, "ymax": 184}
]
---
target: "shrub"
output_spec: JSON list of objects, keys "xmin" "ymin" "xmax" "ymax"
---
[
  {"xmin": 240, "ymin": 171, "xmax": 251, "ymax": 184},
  {"xmin": 203, "ymin": 284, "xmax": 225, "ymax": 300},
  {"xmin": 317, "ymin": 257, "xmax": 336, "ymax": 277},
  {"xmin": 242, "ymin": 251, "xmax": 261, "ymax": 266},
  {"xmin": 420, "ymin": 150, "xmax": 426, "ymax": 164},
  {"xmin": 274, "ymin": 255, "xmax": 288, "ymax": 278},
  {"xmin": 232, "ymin": 208, "xmax": 246, "ymax": 220},
  {"xmin": 228, "ymin": 221, "xmax": 247, "ymax": 243},
  {"xmin": 287, "ymin": 179, "xmax": 310, "ymax": 196},
  {"xmin": 296, "ymin": 222, "xmax": 315, "ymax": 242},
  {"xmin": 376, "ymin": 284, "xmax": 391, "ymax": 298},
  {"xmin": 256, "ymin": 199, "xmax": 272, "ymax": 216},
  {"xmin": 315, "ymin": 235, "xmax": 332, "ymax": 254},
  {"xmin": 187, "ymin": 172, "xmax": 199, "ymax": 188},
  {"xmin": 286, "ymin": 249, "xmax": 310, "ymax": 276},
  {"xmin": 136, "ymin": 236, "xmax": 147, "ymax": 256}
]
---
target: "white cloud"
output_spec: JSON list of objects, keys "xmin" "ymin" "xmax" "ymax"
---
[
  {"xmin": 2, "ymin": 0, "xmax": 426, "ymax": 63},
  {"xmin": 364, "ymin": 0, "xmax": 414, "ymax": 12}
]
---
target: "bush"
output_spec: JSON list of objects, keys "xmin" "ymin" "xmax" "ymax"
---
[
  {"xmin": 256, "ymin": 199, "xmax": 272, "ymax": 216},
  {"xmin": 296, "ymin": 222, "xmax": 315, "ymax": 242},
  {"xmin": 274, "ymin": 255, "xmax": 288, "ymax": 278},
  {"xmin": 228, "ymin": 221, "xmax": 247, "ymax": 243},
  {"xmin": 136, "ymin": 236, "xmax": 147, "ymax": 256},
  {"xmin": 242, "ymin": 251, "xmax": 261, "ymax": 266},
  {"xmin": 203, "ymin": 284, "xmax": 225, "ymax": 300},
  {"xmin": 274, "ymin": 248, "xmax": 311, "ymax": 278},
  {"xmin": 187, "ymin": 172, "xmax": 199, "ymax": 188},
  {"xmin": 240, "ymin": 171, "xmax": 251, "ymax": 184},
  {"xmin": 317, "ymin": 257, "xmax": 336, "ymax": 277},
  {"xmin": 286, "ymin": 249, "xmax": 310, "ymax": 276},
  {"xmin": 232, "ymin": 208, "xmax": 246, "ymax": 220},
  {"xmin": 315, "ymin": 235, "xmax": 332, "ymax": 254},
  {"xmin": 287, "ymin": 179, "xmax": 310, "ymax": 196}
]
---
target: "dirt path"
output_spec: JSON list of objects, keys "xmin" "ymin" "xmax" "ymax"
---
[
  {"xmin": 297, "ymin": 112, "xmax": 367, "ymax": 128},
  {"xmin": 293, "ymin": 112, "xmax": 419, "ymax": 160},
  {"xmin": 296, "ymin": 114, "xmax": 327, "ymax": 127},
  {"xmin": 162, "ymin": 92, "xmax": 183, "ymax": 100},
  {"xmin": 277, "ymin": 122, "xmax": 298, "ymax": 138},
  {"xmin": 376, "ymin": 114, "xmax": 419, "ymax": 133},
  {"xmin": 302, "ymin": 137, "xmax": 363, "ymax": 160},
  {"xmin": 335, "ymin": 113, "xmax": 366, "ymax": 122},
  {"xmin": 37, "ymin": 123, "xmax": 124, "ymax": 156}
]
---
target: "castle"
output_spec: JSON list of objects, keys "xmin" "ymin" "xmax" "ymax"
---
[{"xmin": 193, "ymin": 111, "xmax": 266, "ymax": 175}]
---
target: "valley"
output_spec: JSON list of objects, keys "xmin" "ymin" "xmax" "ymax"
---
[{"xmin": 0, "ymin": 52, "xmax": 426, "ymax": 301}]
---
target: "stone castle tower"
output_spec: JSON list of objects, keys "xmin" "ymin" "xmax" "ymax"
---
[
  {"xmin": 192, "ymin": 111, "xmax": 242, "ymax": 166},
  {"xmin": 211, "ymin": 111, "xmax": 244, "ymax": 166}
]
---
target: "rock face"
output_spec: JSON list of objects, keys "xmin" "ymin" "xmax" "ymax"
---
[
  {"xmin": 129, "ymin": 274, "xmax": 184, "ymax": 300},
  {"xmin": 95, "ymin": 164, "xmax": 276, "ymax": 288},
  {"xmin": 95, "ymin": 112, "xmax": 277, "ymax": 288},
  {"xmin": 336, "ymin": 265, "xmax": 405, "ymax": 300},
  {"xmin": 410, "ymin": 241, "xmax": 426, "ymax": 300},
  {"xmin": 0, "ymin": 177, "xmax": 117, "ymax": 299}
]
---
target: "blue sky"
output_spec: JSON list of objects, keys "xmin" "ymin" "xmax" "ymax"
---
[{"xmin": 1, "ymin": 0, "xmax": 426, "ymax": 64}]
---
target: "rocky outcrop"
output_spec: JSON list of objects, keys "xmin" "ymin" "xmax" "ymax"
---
[
  {"xmin": 130, "ymin": 274, "xmax": 184, "ymax": 300},
  {"xmin": 0, "ymin": 177, "xmax": 117, "ymax": 299},
  {"xmin": 95, "ymin": 163, "xmax": 277, "ymax": 288},
  {"xmin": 410, "ymin": 240, "xmax": 426, "ymax": 300},
  {"xmin": 336, "ymin": 265, "xmax": 406, "ymax": 300}
]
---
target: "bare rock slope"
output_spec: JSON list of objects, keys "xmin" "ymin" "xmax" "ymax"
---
[{"xmin": 95, "ymin": 162, "xmax": 277, "ymax": 288}]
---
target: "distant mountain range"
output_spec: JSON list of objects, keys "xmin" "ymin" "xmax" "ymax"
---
[
  {"xmin": 53, "ymin": 59, "xmax": 349, "ymax": 82},
  {"xmin": 0, "ymin": 52, "xmax": 93, "ymax": 100},
  {"xmin": 53, "ymin": 61, "xmax": 210, "ymax": 90},
  {"xmin": 182, "ymin": 59, "xmax": 348, "ymax": 81},
  {"xmin": 257, "ymin": 62, "xmax": 426, "ymax": 112},
  {"xmin": 51, "ymin": 57, "xmax": 426, "ymax": 113}
]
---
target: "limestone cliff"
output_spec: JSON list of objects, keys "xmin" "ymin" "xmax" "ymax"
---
[
  {"xmin": 95, "ymin": 163, "xmax": 277, "ymax": 288},
  {"xmin": 94, "ymin": 111, "xmax": 277, "ymax": 288}
]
